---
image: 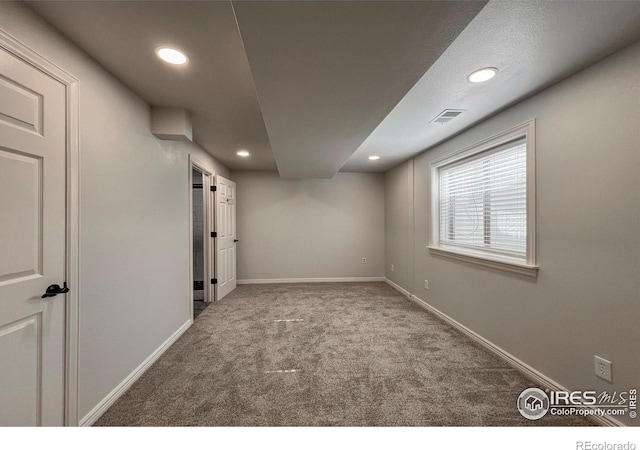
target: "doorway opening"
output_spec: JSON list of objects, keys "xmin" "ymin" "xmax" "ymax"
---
[
  {"xmin": 192, "ymin": 168, "xmax": 207, "ymax": 318},
  {"xmin": 189, "ymin": 157, "xmax": 214, "ymax": 320}
]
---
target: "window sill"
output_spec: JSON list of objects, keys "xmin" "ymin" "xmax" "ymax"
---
[{"xmin": 427, "ymin": 246, "xmax": 539, "ymax": 277}]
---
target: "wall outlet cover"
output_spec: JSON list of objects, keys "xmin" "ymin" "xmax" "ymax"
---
[{"xmin": 594, "ymin": 355, "xmax": 612, "ymax": 382}]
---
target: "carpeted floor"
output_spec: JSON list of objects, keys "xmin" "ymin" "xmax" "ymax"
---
[{"xmin": 95, "ymin": 282, "xmax": 591, "ymax": 426}]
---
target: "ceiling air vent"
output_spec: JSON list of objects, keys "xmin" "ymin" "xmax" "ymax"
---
[{"xmin": 430, "ymin": 109, "xmax": 466, "ymax": 124}]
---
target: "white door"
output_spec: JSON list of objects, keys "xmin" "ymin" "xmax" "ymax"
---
[
  {"xmin": 0, "ymin": 46, "xmax": 67, "ymax": 425},
  {"xmin": 216, "ymin": 175, "xmax": 236, "ymax": 300}
]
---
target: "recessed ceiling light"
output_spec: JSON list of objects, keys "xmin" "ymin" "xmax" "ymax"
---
[
  {"xmin": 467, "ymin": 67, "xmax": 498, "ymax": 83},
  {"xmin": 368, "ymin": 155, "xmax": 380, "ymax": 161},
  {"xmin": 237, "ymin": 150, "xmax": 250, "ymax": 157},
  {"xmin": 155, "ymin": 47, "xmax": 189, "ymax": 65}
]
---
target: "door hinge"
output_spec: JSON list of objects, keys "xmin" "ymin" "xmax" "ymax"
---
[
  {"xmin": 211, "ymin": 186, "xmax": 217, "ymax": 192},
  {"xmin": 211, "ymin": 278, "xmax": 218, "ymax": 285},
  {"xmin": 211, "ymin": 232, "xmax": 217, "ymax": 238}
]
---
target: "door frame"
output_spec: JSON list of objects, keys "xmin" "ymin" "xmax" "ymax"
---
[
  {"xmin": 0, "ymin": 31, "xmax": 80, "ymax": 426},
  {"xmin": 188, "ymin": 156, "xmax": 215, "ymax": 319}
]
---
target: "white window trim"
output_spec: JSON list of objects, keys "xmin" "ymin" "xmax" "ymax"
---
[{"xmin": 428, "ymin": 119, "xmax": 538, "ymax": 277}]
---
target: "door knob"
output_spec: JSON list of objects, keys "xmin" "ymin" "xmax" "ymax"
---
[
  {"xmin": 234, "ymin": 239, "xmax": 239, "ymax": 243},
  {"xmin": 42, "ymin": 282, "xmax": 69, "ymax": 298}
]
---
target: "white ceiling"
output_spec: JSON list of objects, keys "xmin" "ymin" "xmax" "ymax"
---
[
  {"xmin": 27, "ymin": 1, "xmax": 277, "ymax": 171},
  {"xmin": 232, "ymin": 1, "xmax": 484, "ymax": 178},
  {"xmin": 27, "ymin": 1, "xmax": 640, "ymax": 178},
  {"xmin": 342, "ymin": 0, "xmax": 640, "ymax": 172}
]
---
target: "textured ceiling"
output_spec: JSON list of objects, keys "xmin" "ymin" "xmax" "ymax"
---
[
  {"xmin": 232, "ymin": 1, "xmax": 485, "ymax": 178},
  {"xmin": 27, "ymin": 0, "xmax": 276, "ymax": 171},
  {"xmin": 26, "ymin": 1, "xmax": 640, "ymax": 178},
  {"xmin": 342, "ymin": 0, "xmax": 640, "ymax": 172}
]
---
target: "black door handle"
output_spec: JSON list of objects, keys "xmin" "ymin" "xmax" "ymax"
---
[
  {"xmin": 42, "ymin": 282, "xmax": 69, "ymax": 298},
  {"xmin": 233, "ymin": 239, "xmax": 239, "ymax": 243}
]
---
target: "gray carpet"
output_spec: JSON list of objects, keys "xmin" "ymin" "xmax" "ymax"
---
[{"xmin": 95, "ymin": 282, "xmax": 591, "ymax": 426}]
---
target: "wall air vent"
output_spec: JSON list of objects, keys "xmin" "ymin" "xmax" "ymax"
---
[{"xmin": 430, "ymin": 109, "xmax": 466, "ymax": 124}]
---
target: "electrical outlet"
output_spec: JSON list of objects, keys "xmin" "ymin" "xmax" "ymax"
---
[
  {"xmin": 424, "ymin": 280, "xmax": 429, "ymax": 290},
  {"xmin": 594, "ymin": 355, "xmax": 612, "ymax": 382},
  {"xmin": 391, "ymin": 264, "xmax": 395, "ymax": 272},
  {"xmin": 361, "ymin": 257, "xmax": 366, "ymax": 264}
]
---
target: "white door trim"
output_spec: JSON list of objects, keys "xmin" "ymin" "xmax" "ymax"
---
[{"xmin": 0, "ymin": 29, "xmax": 80, "ymax": 426}]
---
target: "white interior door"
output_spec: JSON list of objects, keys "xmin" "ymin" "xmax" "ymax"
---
[
  {"xmin": 0, "ymin": 46, "xmax": 67, "ymax": 426},
  {"xmin": 216, "ymin": 175, "xmax": 236, "ymax": 300}
]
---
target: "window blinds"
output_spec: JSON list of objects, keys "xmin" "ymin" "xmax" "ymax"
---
[{"xmin": 439, "ymin": 139, "xmax": 527, "ymax": 260}]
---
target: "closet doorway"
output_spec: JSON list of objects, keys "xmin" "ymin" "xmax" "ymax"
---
[{"xmin": 190, "ymin": 157, "xmax": 214, "ymax": 320}]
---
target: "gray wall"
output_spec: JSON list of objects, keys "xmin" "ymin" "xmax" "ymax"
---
[
  {"xmin": 233, "ymin": 171, "xmax": 385, "ymax": 281},
  {"xmin": 386, "ymin": 41, "xmax": 640, "ymax": 425},
  {"xmin": 385, "ymin": 160, "xmax": 414, "ymax": 293},
  {"xmin": 0, "ymin": 2, "xmax": 230, "ymax": 422}
]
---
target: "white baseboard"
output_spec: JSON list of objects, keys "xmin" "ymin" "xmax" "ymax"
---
[
  {"xmin": 79, "ymin": 319, "xmax": 192, "ymax": 427},
  {"xmin": 384, "ymin": 278, "xmax": 623, "ymax": 427},
  {"xmin": 237, "ymin": 277, "xmax": 385, "ymax": 285},
  {"xmin": 384, "ymin": 278, "xmax": 413, "ymax": 298}
]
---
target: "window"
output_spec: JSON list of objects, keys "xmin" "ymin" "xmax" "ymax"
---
[{"xmin": 429, "ymin": 120, "xmax": 537, "ymax": 276}]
